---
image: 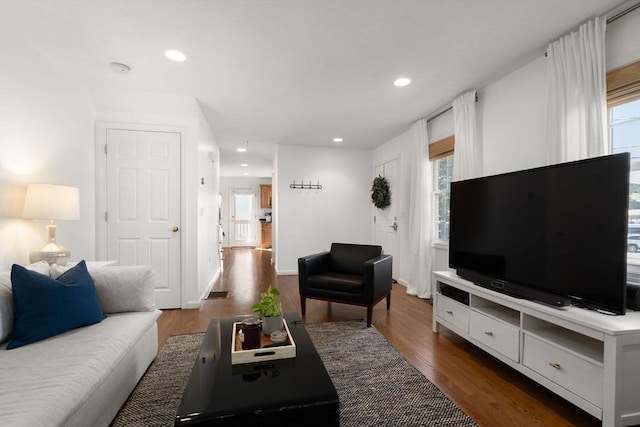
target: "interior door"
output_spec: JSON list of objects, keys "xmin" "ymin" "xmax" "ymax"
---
[
  {"xmin": 230, "ymin": 188, "xmax": 256, "ymax": 247},
  {"xmin": 374, "ymin": 157, "xmax": 399, "ymax": 279},
  {"xmin": 105, "ymin": 128, "xmax": 181, "ymax": 309}
]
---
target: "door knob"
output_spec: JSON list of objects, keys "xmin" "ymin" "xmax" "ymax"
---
[
  {"xmin": 172, "ymin": 226, "xmax": 179, "ymax": 232},
  {"xmin": 389, "ymin": 222, "xmax": 398, "ymax": 231}
]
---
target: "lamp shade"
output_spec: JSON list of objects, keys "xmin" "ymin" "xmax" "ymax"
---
[{"xmin": 22, "ymin": 184, "xmax": 80, "ymax": 220}]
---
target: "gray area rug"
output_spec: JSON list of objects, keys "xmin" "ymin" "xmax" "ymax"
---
[{"xmin": 111, "ymin": 321, "xmax": 477, "ymax": 426}]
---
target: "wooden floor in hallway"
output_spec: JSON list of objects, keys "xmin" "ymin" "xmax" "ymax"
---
[{"xmin": 158, "ymin": 247, "xmax": 599, "ymax": 427}]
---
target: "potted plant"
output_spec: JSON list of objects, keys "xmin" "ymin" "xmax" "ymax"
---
[{"xmin": 251, "ymin": 286, "xmax": 283, "ymax": 336}]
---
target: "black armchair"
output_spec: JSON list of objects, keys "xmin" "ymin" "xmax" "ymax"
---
[{"xmin": 298, "ymin": 243, "xmax": 393, "ymax": 327}]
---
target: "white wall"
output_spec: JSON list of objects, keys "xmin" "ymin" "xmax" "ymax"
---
[
  {"xmin": 92, "ymin": 91, "xmax": 221, "ymax": 308},
  {"xmin": 275, "ymin": 144, "xmax": 372, "ymax": 274},
  {"xmin": 606, "ymin": 6, "xmax": 640, "ymax": 71},
  {"xmin": 481, "ymin": 56, "xmax": 548, "ymax": 176},
  {"xmin": 0, "ymin": 30, "xmax": 96, "ymax": 269},
  {"xmin": 219, "ymin": 176, "xmax": 272, "ymax": 248},
  {"xmin": 196, "ymin": 109, "xmax": 221, "ymax": 302}
]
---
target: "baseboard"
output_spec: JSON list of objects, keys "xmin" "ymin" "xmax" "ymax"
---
[
  {"xmin": 185, "ymin": 268, "xmax": 222, "ymax": 308},
  {"xmin": 275, "ymin": 269, "xmax": 297, "ymax": 275},
  {"xmin": 396, "ymin": 278, "xmax": 432, "ymax": 299},
  {"xmin": 184, "ymin": 300, "xmax": 202, "ymax": 309}
]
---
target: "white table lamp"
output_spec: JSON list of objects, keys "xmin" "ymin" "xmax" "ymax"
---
[{"xmin": 23, "ymin": 183, "xmax": 80, "ymax": 265}]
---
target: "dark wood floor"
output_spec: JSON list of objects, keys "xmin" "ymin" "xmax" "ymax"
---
[{"xmin": 158, "ymin": 248, "xmax": 599, "ymax": 427}]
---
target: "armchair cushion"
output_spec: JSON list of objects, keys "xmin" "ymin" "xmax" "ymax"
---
[
  {"xmin": 328, "ymin": 243, "xmax": 384, "ymax": 275},
  {"xmin": 307, "ymin": 272, "xmax": 364, "ymax": 294}
]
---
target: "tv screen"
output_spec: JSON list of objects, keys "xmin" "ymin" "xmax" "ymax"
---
[{"xmin": 449, "ymin": 152, "xmax": 629, "ymax": 315}]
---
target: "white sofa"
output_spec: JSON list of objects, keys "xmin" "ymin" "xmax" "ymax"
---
[{"xmin": 0, "ymin": 261, "xmax": 162, "ymax": 427}]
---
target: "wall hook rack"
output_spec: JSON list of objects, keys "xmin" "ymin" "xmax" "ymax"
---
[{"xmin": 290, "ymin": 180, "xmax": 322, "ymax": 190}]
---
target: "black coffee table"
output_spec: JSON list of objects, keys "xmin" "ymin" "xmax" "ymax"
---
[{"xmin": 175, "ymin": 312, "xmax": 339, "ymax": 426}]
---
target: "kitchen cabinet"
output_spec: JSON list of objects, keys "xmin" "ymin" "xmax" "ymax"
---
[
  {"xmin": 261, "ymin": 222, "xmax": 272, "ymax": 249},
  {"xmin": 260, "ymin": 185, "xmax": 272, "ymax": 209}
]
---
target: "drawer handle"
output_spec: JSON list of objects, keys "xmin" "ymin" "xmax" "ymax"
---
[
  {"xmin": 549, "ymin": 362, "xmax": 562, "ymax": 370},
  {"xmin": 484, "ymin": 331, "xmax": 494, "ymax": 336},
  {"xmin": 446, "ymin": 310, "xmax": 453, "ymax": 315}
]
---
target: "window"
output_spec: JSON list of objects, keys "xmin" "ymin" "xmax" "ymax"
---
[
  {"xmin": 430, "ymin": 134, "xmax": 455, "ymax": 241},
  {"xmin": 434, "ymin": 155, "xmax": 453, "ymax": 240},
  {"xmin": 609, "ymin": 98, "xmax": 640, "ymax": 246},
  {"xmin": 610, "ymin": 99, "xmax": 640, "ymax": 239},
  {"xmin": 607, "ymin": 60, "xmax": 640, "ymax": 280}
]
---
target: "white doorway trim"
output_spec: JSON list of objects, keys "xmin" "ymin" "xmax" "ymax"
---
[
  {"xmin": 229, "ymin": 187, "xmax": 257, "ymax": 247},
  {"xmin": 373, "ymin": 155, "xmax": 401, "ymax": 280},
  {"xmin": 95, "ymin": 121, "xmax": 188, "ymax": 306}
]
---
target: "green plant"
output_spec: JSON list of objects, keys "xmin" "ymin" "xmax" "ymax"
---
[
  {"xmin": 371, "ymin": 175, "xmax": 391, "ymax": 209},
  {"xmin": 251, "ymin": 286, "xmax": 282, "ymax": 317}
]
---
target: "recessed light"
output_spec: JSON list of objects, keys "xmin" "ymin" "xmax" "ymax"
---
[
  {"xmin": 237, "ymin": 147, "xmax": 247, "ymax": 152},
  {"xmin": 240, "ymin": 163, "xmax": 248, "ymax": 167},
  {"xmin": 243, "ymin": 173, "xmax": 249, "ymax": 176},
  {"xmin": 165, "ymin": 49, "xmax": 186, "ymax": 62},
  {"xmin": 333, "ymin": 137, "xmax": 343, "ymax": 143},
  {"xmin": 394, "ymin": 77, "xmax": 412, "ymax": 87}
]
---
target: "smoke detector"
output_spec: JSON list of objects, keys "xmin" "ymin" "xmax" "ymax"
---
[{"xmin": 109, "ymin": 62, "xmax": 131, "ymax": 74}]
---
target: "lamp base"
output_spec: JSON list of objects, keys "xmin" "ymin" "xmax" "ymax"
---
[
  {"xmin": 29, "ymin": 221, "xmax": 71, "ymax": 266},
  {"xmin": 29, "ymin": 242, "xmax": 70, "ymax": 266}
]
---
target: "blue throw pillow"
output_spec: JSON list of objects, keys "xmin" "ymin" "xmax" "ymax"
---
[{"xmin": 7, "ymin": 260, "xmax": 105, "ymax": 349}]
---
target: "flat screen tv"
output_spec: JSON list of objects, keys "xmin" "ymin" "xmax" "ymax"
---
[{"xmin": 449, "ymin": 152, "xmax": 629, "ymax": 315}]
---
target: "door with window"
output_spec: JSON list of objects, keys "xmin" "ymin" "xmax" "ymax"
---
[
  {"xmin": 374, "ymin": 157, "xmax": 399, "ymax": 279},
  {"xmin": 230, "ymin": 188, "xmax": 256, "ymax": 247}
]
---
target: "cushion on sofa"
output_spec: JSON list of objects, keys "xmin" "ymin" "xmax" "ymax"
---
[
  {"xmin": 7, "ymin": 261, "xmax": 105, "ymax": 349},
  {"xmin": 0, "ymin": 284, "xmax": 12, "ymax": 344},
  {"xmin": 0, "ymin": 261, "xmax": 50, "ymax": 289},
  {"xmin": 0, "ymin": 261, "xmax": 54, "ymax": 344},
  {"xmin": 51, "ymin": 264, "xmax": 156, "ymax": 314}
]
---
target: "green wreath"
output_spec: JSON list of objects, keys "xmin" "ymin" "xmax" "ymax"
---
[{"xmin": 371, "ymin": 175, "xmax": 391, "ymax": 209}]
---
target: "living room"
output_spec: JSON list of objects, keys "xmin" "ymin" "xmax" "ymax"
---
[
  {"xmin": 0, "ymin": 1, "xmax": 638, "ymax": 306},
  {"xmin": 1, "ymin": 1, "xmax": 639, "ymax": 426}
]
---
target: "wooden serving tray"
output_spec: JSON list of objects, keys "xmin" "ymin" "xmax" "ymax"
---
[{"xmin": 230, "ymin": 318, "xmax": 296, "ymax": 365}]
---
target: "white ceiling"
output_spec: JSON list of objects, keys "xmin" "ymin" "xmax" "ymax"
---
[{"xmin": 0, "ymin": 0, "xmax": 625, "ymax": 177}]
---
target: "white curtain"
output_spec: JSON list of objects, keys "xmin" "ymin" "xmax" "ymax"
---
[
  {"xmin": 407, "ymin": 119, "xmax": 432, "ymax": 298},
  {"xmin": 452, "ymin": 90, "xmax": 481, "ymax": 181},
  {"xmin": 547, "ymin": 17, "xmax": 608, "ymax": 163}
]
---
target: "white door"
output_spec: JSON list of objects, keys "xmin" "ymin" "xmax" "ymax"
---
[
  {"xmin": 230, "ymin": 188, "xmax": 256, "ymax": 247},
  {"xmin": 374, "ymin": 157, "xmax": 399, "ymax": 279},
  {"xmin": 105, "ymin": 128, "xmax": 182, "ymax": 309}
]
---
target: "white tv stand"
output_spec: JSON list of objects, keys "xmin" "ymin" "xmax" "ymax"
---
[{"xmin": 433, "ymin": 271, "xmax": 640, "ymax": 427}]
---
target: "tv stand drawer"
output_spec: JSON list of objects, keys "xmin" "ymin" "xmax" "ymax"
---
[
  {"xmin": 522, "ymin": 333, "xmax": 603, "ymax": 407},
  {"xmin": 436, "ymin": 294, "xmax": 469, "ymax": 334},
  {"xmin": 469, "ymin": 311, "xmax": 520, "ymax": 362}
]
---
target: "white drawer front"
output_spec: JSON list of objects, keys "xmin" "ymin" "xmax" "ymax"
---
[
  {"xmin": 523, "ymin": 334, "xmax": 603, "ymax": 407},
  {"xmin": 469, "ymin": 311, "xmax": 520, "ymax": 362},
  {"xmin": 436, "ymin": 294, "xmax": 469, "ymax": 334}
]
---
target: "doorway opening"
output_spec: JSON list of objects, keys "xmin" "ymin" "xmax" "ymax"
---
[{"xmin": 230, "ymin": 188, "xmax": 256, "ymax": 247}]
